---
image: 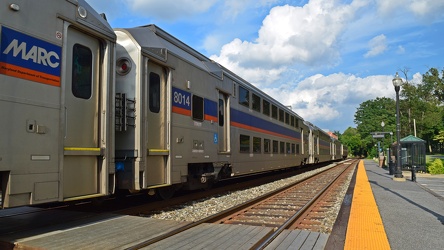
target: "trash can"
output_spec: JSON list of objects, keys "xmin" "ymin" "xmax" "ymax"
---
[
  {"xmin": 378, "ymin": 156, "xmax": 385, "ymax": 168},
  {"xmin": 388, "ymin": 155, "xmax": 396, "ymax": 175},
  {"xmin": 388, "ymin": 162, "xmax": 394, "ymax": 175}
]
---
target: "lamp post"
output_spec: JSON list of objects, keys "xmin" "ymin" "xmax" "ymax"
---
[
  {"xmin": 381, "ymin": 121, "xmax": 385, "ymax": 153},
  {"xmin": 389, "ymin": 132, "xmax": 393, "ymax": 174},
  {"xmin": 392, "ymin": 72, "xmax": 404, "ymax": 179}
]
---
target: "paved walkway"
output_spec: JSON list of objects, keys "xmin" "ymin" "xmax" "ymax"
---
[{"xmin": 364, "ymin": 159, "xmax": 444, "ymax": 250}]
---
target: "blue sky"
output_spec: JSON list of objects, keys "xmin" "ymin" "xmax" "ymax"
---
[{"xmin": 88, "ymin": 0, "xmax": 444, "ymax": 133}]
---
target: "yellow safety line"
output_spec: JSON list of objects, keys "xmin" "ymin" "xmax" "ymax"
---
[
  {"xmin": 64, "ymin": 147, "xmax": 101, "ymax": 151},
  {"xmin": 149, "ymin": 149, "xmax": 169, "ymax": 152},
  {"xmin": 344, "ymin": 160, "xmax": 391, "ymax": 250}
]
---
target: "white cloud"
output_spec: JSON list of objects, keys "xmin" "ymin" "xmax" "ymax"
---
[
  {"xmin": 364, "ymin": 34, "xmax": 387, "ymax": 58},
  {"xmin": 397, "ymin": 45, "xmax": 405, "ymax": 54},
  {"xmin": 261, "ymin": 73, "xmax": 396, "ymax": 125},
  {"xmin": 211, "ymin": 0, "xmax": 367, "ymax": 86},
  {"xmin": 411, "ymin": 72, "xmax": 423, "ymax": 84},
  {"xmin": 376, "ymin": 0, "xmax": 444, "ymax": 22}
]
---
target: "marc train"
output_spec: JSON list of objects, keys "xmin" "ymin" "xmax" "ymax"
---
[{"xmin": 0, "ymin": 0, "xmax": 347, "ymax": 208}]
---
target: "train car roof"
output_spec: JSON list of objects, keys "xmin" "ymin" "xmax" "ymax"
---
[
  {"xmin": 116, "ymin": 24, "xmax": 304, "ymax": 120},
  {"xmin": 76, "ymin": 0, "xmax": 116, "ymax": 40}
]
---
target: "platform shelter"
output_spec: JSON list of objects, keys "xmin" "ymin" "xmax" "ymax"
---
[{"xmin": 392, "ymin": 135, "xmax": 426, "ymax": 172}]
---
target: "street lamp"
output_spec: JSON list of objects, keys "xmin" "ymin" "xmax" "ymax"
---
[
  {"xmin": 392, "ymin": 72, "xmax": 404, "ymax": 179},
  {"xmin": 381, "ymin": 121, "xmax": 385, "ymax": 153}
]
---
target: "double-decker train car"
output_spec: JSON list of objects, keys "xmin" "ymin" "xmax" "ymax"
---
[
  {"xmin": 0, "ymin": 0, "xmax": 116, "ymax": 208},
  {"xmin": 0, "ymin": 0, "xmax": 346, "ymax": 208},
  {"xmin": 341, "ymin": 144, "xmax": 349, "ymax": 160}
]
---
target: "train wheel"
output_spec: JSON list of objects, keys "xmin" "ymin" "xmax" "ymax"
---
[{"xmin": 156, "ymin": 185, "xmax": 176, "ymax": 200}]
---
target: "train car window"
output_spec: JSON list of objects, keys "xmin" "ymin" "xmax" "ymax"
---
[
  {"xmin": 233, "ymin": 82, "xmax": 236, "ymax": 97},
  {"xmin": 218, "ymin": 98, "xmax": 224, "ymax": 126},
  {"xmin": 253, "ymin": 137, "xmax": 261, "ymax": 153},
  {"xmin": 72, "ymin": 44, "xmax": 92, "ymax": 99},
  {"xmin": 296, "ymin": 144, "xmax": 300, "ymax": 154},
  {"xmin": 286, "ymin": 142, "xmax": 291, "ymax": 154},
  {"xmin": 271, "ymin": 105, "xmax": 278, "ymax": 119},
  {"xmin": 192, "ymin": 95, "xmax": 204, "ymax": 121},
  {"xmin": 264, "ymin": 139, "xmax": 271, "ymax": 153},
  {"xmin": 279, "ymin": 109, "xmax": 284, "ymax": 122},
  {"xmin": 149, "ymin": 72, "xmax": 160, "ymax": 113},
  {"xmin": 291, "ymin": 116, "xmax": 295, "ymax": 127},
  {"xmin": 239, "ymin": 86, "xmax": 249, "ymax": 108},
  {"xmin": 262, "ymin": 100, "xmax": 270, "ymax": 116},
  {"xmin": 285, "ymin": 112, "xmax": 290, "ymax": 125},
  {"xmin": 280, "ymin": 141, "xmax": 285, "ymax": 154},
  {"xmin": 295, "ymin": 118, "xmax": 299, "ymax": 128},
  {"xmin": 252, "ymin": 93, "xmax": 261, "ymax": 112},
  {"xmin": 292, "ymin": 144, "xmax": 296, "ymax": 155},
  {"xmin": 240, "ymin": 134, "xmax": 250, "ymax": 153},
  {"xmin": 272, "ymin": 140, "xmax": 279, "ymax": 153}
]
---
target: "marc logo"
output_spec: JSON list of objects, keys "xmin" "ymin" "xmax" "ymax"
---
[{"xmin": 3, "ymin": 39, "xmax": 60, "ymax": 68}]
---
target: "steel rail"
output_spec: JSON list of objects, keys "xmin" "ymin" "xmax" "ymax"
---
[
  {"xmin": 253, "ymin": 160, "xmax": 357, "ymax": 249},
  {"xmin": 125, "ymin": 160, "xmax": 357, "ymax": 250}
]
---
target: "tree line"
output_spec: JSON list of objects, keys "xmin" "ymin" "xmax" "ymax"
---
[{"xmin": 339, "ymin": 67, "xmax": 444, "ymax": 157}]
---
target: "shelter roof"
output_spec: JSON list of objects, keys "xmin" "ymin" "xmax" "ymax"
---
[{"xmin": 400, "ymin": 135, "xmax": 426, "ymax": 143}]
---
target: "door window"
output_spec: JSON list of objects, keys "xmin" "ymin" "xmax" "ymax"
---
[
  {"xmin": 72, "ymin": 44, "xmax": 92, "ymax": 99},
  {"xmin": 149, "ymin": 72, "xmax": 161, "ymax": 113}
]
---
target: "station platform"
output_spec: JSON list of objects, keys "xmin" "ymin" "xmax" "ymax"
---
[
  {"xmin": 337, "ymin": 159, "xmax": 444, "ymax": 250},
  {"xmin": 1, "ymin": 159, "xmax": 443, "ymax": 249}
]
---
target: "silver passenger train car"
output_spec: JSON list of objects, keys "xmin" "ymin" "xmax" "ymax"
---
[{"xmin": 0, "ymin": 0, "xmax": 345, "ymax": 208}]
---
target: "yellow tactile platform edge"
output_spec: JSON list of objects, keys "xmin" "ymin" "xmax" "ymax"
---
[{"xmin": 344, "ymin": 160, "xmax": 390, "ymax": 250}]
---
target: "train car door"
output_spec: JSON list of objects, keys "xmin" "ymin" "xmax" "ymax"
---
[
  {"xmin": 145, "ymin": 61, "xmax": 169, "ymax": 187},
  {"xmin": 63, "ymin": 27, "xmax": 101, "ymax": 198},
  {"xmin": 218, "ymin": 92, "xmax": 230, "ymax": 152},
  {"xmin": 308, "ymin": 129, "xmax": 314, "ymax": 163}
]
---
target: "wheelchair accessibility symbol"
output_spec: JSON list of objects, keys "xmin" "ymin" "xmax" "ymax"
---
[{"xmin": 214, "ymin": 133, "xmax": 218, "ymax": 144}]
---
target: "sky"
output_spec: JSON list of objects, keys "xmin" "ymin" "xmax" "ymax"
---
[{"xmin": 87, "ymin": 0, "xmax": 444, "ymax": 133}]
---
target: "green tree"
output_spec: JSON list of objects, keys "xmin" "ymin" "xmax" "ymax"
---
[
  {"xmin": 422, "ymin": 67, "xmax": 444, "ymax": 102},
  {"xmin": 340, "ymin": 127, "xmax": 365, "ymax": 157},
  {"xmin": 354, "ymin": 97, "xmax": 396, "ymax": 157},
  {"xmin": 401, "ymin": 68, "xmax": 444, "ymax": 152}
]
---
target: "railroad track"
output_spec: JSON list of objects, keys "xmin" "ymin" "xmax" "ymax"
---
[{"xmin": 126, "ymin": 159, "xmax": 358, "ymax": 250}]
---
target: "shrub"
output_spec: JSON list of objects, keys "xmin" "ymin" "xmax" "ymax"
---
[{"xmin": 427, "ymin": 159, "xmax": 444, "ymax": 174}]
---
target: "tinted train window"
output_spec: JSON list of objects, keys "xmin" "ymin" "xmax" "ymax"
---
[
  {"xmin": 72, "ymin": 44, "xmax": 92, "ymax": 99},
  {"xmin": 280, "ymin": 141, "xmax": 285, "ymax": 154},
  {"xmin": 285, "ymin": 112, "xmax": 290, "ymax": 125},
  {"xmin": 264, "ymin": 139, "xmax": 271, "ymax": 153},
  {"xmin": 252, "ymin": 93, "xmax": 261, "ymax": 112},
  {"xmin": 279, "ymin": 109, "xmax": 284, "ymax": 122},
  {"xmin": 262, "ymin": 100, "xmax": 270, "ymax": 116},
  {"xmin": 192, "ymin": 95, "xmax": 204, "ymax": 121},
  {"xmin": 239, "ymin": 86, "xmax": 249, "ymax": 108},
  {"xmin": 219, "ymin": 99, "xmax": 224, "ymax": 126},
  {"xmin": 149, "ymin": 72, "xmax": 160, "ymax": 113},
  {"xmin": 253, "ymin": 137, "xmax": 261, "ymax": 153},
  {"xmin": 273, "ymin": 140, "xmax": 279, "ymax": 153},
  {"xmin": 240, "ymin": 134, "xmax": 250, "ymax": 153},
  {"xmin": 271, "ymin": 105, "xmax": 278, "ymax": 119}
]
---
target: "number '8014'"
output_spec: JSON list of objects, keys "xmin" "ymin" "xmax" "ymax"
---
[{"xmin": 173, "ymin": 88, "xmax": 191, "ymax": 108}]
